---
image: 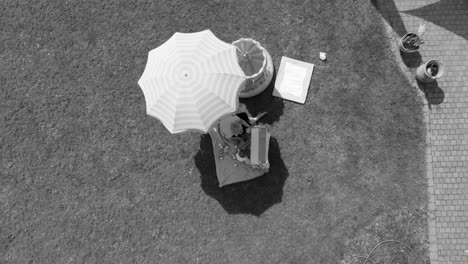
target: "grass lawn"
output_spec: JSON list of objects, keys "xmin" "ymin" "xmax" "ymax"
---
[{"xmin": 1, "ymin": 0, "xmax": 429, "ymax": 263}]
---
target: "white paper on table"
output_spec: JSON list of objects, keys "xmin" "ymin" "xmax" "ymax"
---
[{"xmin": 279, "ymin": 62, "xmax": 307, "ymax": 97}]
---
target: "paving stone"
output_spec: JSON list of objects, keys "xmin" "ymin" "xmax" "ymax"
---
[{"xmin": 378, "ymin": 0, "xmax": 468, "ymax": 263}]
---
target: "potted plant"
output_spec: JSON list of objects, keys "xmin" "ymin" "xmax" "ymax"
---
[
  {"xmin": 416, "ymin": 59, "xmax": 445, "ymax": 82},
  {"xmin": 399, "ymin": 24, "xmax": 425, "ymax": 53}
]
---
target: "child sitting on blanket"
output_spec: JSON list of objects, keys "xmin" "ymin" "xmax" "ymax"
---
[
  {"xmin": 218, "ymin": 110, "xmax": 267, "ymax": 159},
  {"xmin": 219, "ymin": 115, "xmax": 250, "ymax": 157}
]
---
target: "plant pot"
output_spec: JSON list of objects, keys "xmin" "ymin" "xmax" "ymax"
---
[
  {"xmin": 232, "ymin": 38, "xmax": 274, "ymax": 98},
  {"xmin": 416, "ymin": 59, "xmax": 445, "ymax": 82},
  {"xmin": 399, "ymin": 32, "xmax": 421, "ymax": 53}
]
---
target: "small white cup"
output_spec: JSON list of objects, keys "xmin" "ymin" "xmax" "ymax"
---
[{"xmin": 319, "ymin": 52, "xmax": 327, "ymax": 61}]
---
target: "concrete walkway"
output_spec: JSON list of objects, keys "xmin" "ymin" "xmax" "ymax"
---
[{"xmin": 374, "ymin": 0, "xmax": 468, "ymax": 263}]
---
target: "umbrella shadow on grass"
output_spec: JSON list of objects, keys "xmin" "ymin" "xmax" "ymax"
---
[
  {"xmin": 417, "ymin": 80, "xmax": 445, "ymax": 108},
  {"xmin": 194, "ymin": 135, "xmax": 288, "ymax": 216},
  {"xmin": 239, "ymin": 69, "xmax": 284, "ymax": 125}
]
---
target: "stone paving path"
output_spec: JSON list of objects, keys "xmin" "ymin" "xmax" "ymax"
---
[{"xmin": 373, "ymin": 0, "xmax": 468, "ymax": 263}]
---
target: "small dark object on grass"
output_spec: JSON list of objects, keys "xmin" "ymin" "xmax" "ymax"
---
[{"xmin": 426, "ymin": 63, "xmax": 438, "ymax": 76}]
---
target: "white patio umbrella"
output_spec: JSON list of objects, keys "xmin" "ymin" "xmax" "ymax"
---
[{"xmin": 138, "ymin": 30, "xmax": 247, "ymax": 134}]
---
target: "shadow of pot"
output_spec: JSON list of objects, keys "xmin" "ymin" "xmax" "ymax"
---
[
  {"xmin": 399, "ymin": 50, "xmax": 422, "ymax": 68},
  {"xmin": 417, "ymin": 80, "xmax": 445, "ymax": 107}
]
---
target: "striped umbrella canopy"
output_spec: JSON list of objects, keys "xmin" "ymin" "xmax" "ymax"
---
[{"xmin": 138, "ymin": 30, "xmax": 247, "ymax": 134}]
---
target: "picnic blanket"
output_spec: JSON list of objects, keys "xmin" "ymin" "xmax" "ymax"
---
[{"xmin": 208, "ymin": 118, "xmax": 268, "ymax": 187}]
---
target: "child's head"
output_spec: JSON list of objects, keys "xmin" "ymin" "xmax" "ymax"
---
[
  {"xmin": 220, "ymin": 116, "xmax": 244, "ymax": 138},
  {"xmin": 230, "ymin": 122, "xmax": 243, "ymax": 136}
]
